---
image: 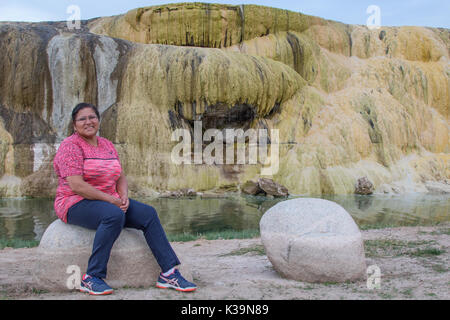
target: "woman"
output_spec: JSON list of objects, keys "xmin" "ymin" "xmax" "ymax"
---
[{"xmin": 53, "ymin": 103, "xmax": 196, "ymax": 295}]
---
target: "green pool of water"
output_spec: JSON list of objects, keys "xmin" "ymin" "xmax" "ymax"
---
[{"xmin": 0, "ymin": 193, "xmax": 449, "ymax": 241}]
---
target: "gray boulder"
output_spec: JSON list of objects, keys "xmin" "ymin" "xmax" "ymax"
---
[
  {"xmin": 33, "ymin": 219, "xmax": 192, "ymax": 291},
  {"xmin": 260, "ymin": 198, "xmax": 366, "ymax": 283}
]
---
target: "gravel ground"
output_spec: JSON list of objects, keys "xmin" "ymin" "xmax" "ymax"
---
[{"xmin": 1, "ymin": 223, "xmax": 449, "ymax": 300}]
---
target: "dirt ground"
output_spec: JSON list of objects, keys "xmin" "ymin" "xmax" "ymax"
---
[{"xmin": 1, "ymin": 223, "xmax": 449, "ymax": 300}]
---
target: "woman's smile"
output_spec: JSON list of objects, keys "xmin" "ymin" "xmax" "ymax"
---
[{"xmin": 73, "ymin": 108, "xmax": 100, "ymax": 143}]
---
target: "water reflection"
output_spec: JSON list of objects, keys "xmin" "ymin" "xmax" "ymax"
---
[
  {"xmin": 0, "ymin": 193, "xmax": 449, "ymax": 241},
  {"xmin": 149, "ymin": 197, "xmax": 263, "ymax": 235},
  {"xmin": 0, "ymin": 198, "xmax": 56, "ymax": 240},
  {"xmin": 321, "ymin": 194, "xmax": 450, "ymax": 228}
]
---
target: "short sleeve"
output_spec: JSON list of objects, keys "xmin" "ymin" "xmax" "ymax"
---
[
  {"xmin": 53, "ymin": 142, "xmax": 84, "ymax": 178},
  {"xmin": 103, "ymin": 138, "xmax": 121, "ymax": 164}
]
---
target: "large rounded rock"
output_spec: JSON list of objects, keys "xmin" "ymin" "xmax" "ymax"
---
[
  {"xmin": 33, "ymin": 219, "xmax": 192, "ymax": 291},
  {"xmin": 260, "ymin": 198, "xmax": 366, "ymax": 283}
]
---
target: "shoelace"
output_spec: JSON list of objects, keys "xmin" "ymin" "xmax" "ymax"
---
[{"xmin": 86, "ymin": 276, "xmax": 107, "ymax": 287}]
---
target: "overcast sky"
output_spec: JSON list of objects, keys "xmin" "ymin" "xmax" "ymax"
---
[{"xmin": 0, "ymin": 0, "xmax": 448, "ymax": 28}]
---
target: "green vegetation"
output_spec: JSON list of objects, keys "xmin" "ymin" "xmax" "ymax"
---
[
  {"xmin": 360, "ymin": 223, "xmax": 403, "ymax": 230},
  {"xmin": 167, "ymin": 229, "xmax": 260, "ymax": 242},
  {"xmin": 431, "ymin": 264, "xmax": 448, "ymax": 273},
  {"xmin": 361, "ymin": 221, "xmax": 445, "ymax": 231},
  {"xmin": 427, "ymin": 228, "xmax": 450, "ymax": 236},
  {"xmin": 0, "ymin": 238, "xmax": 39, "ymax": 250},
  {"xmin": 363, "ymin": 238, "xmax": 445, "ymax": 258},
  {"xmin": 409, "ymin": 247, "xmax": 445, "ymax": 257},
  {"xmin": 220, "ymin": 244, "xmax": 266, "ymax": 257},
  {"xmin": 1, "ymin": 229, "xmax": 261, "ymax": 248}
]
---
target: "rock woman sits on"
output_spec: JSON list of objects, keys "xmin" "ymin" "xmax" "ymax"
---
[{"xmin": 53, "ymin": 102, "xmax": 196, "ymax": 295}]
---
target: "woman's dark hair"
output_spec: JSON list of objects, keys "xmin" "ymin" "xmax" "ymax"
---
[{"xmin": 72, "ymin": 103, "xmax": 100, "ymax": 123}]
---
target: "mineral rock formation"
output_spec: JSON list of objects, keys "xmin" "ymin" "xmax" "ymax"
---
[{"xmin": 0, "ymin": 3, "xmax": 448, "ymax": 198}]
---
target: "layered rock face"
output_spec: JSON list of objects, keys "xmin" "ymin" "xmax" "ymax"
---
[{"xmin": 0, "ymin": 3, "xmax": 448, "ymax": 198}]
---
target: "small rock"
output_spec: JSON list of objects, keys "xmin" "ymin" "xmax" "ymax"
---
[
  {"xmin": 258, "ymin": 178, "xmax": 289, "ymax": 197},
  {"xmin": 241, "ymin": 180, "xmax": 263, "ymax": 195},
  {"xmin": 160, "ymin": 188, "xmax": 197, "ymax": 198},
  {"xmin": 180, "ymin": 188, "xmax": 197, "ymax": 197},
  {"xmin": 355, "ymin": 177, "xmax": 374, "ymax": 195}
]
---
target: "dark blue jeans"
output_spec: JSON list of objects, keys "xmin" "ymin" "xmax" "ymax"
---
[{"xmin": 67, "ymin": 198, "xmax": 181, "ymax": 279}]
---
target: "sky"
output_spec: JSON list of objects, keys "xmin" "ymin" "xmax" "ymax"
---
[{"xmin": 0, "ymin": 0, "xmax": 449, "ymax": 29}]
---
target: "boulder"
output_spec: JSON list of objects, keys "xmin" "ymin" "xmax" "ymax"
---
[
  {"xmin": 241, "ymin": 180, "xmax": 263, "ymax": 195},
  {"xmin": 258, "ymin": 178, "xmax": 289, "ymax": 197},
  {"xmin": 355, "ymin": 177, "xmax": 374, "ymax": 195},
  {"xmin": 260, "ymin": 198, "xmax": 366, "ymax": 283},
  {"xmin": 33, "ymin": 220, "xmax": 192, "ymax": 291}
]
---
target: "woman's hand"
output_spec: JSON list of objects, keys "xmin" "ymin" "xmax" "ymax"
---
[
  {"xmin": 108, "ymin": 195, "xmax": 128, "ymax": 213},
  {"xmin": 109, "ymin": 195, "xmax": 124, "ymax": 209},
  {"xmin": 67, "ymin": 175, "xmax": 128, "ymax": 213},
  {"xmin": 116, "ymin": 171, "xmax": 129, "ymax": 213},
  {"xmin": 119, "ymin": 194, "xmax": 130, "ymax": 212}
]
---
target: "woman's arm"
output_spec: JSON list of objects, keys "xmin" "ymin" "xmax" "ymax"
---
[
  {"xmin": 116, "ymin": 172, "xmax": 129, "ymax": 212},
  {"xmin": 116, "ymin": 171, "xmax": 128, "ymax": 199},
  {"xmin": 66, "ymin": 175, "xmax": 123, "ymax": 208}
]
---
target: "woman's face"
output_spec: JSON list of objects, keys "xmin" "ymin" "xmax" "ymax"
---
[{"xmin": 73, "ymin": 107, "xmax": 99, "ymax": 139}]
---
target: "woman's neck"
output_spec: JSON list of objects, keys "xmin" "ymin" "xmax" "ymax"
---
[{"xmin": 77, "ymin": 132, "xmax": 98, "ymax": 147}]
